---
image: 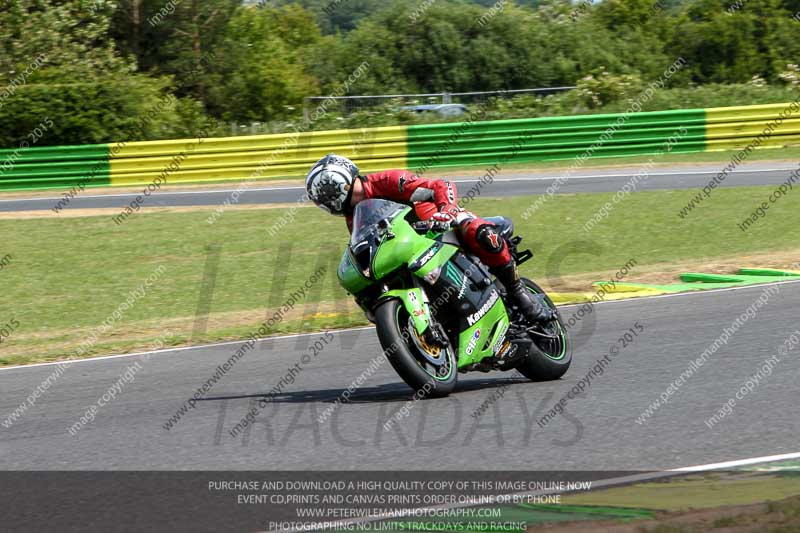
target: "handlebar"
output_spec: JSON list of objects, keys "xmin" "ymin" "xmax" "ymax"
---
[{"xmin": 412, "ymin": 221, "xmax": 432, "ymax": 234}]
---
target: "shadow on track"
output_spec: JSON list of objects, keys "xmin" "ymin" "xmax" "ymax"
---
[{"xmin": 198, "ymin": 375, "xmax": 530, "ymax": 405}]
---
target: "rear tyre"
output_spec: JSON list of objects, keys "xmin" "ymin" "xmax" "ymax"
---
[
  {"xmin": 374, "ymin": 299, "xmax": 457, "ymax": 397},
  {"xmin": 516, "ymin": 278, "xmax": 572, "ymax": 381}
]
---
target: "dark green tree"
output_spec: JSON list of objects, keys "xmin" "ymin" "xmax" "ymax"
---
[
  {"xmin": 0, "ymin": 0, "xmax": 183, "ymax": 146},
  {"xmin": 209, "ymin": 4, "xmax": 321, "ymax": 121}
]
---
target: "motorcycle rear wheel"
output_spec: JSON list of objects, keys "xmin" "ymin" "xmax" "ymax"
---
[
  {"xmin": 515, "ymin": 279, "xmax": 572, "ymax": 381},
  {"xmin": 374, "ymin": 299, "xmax": 458, "ymax": 398}
]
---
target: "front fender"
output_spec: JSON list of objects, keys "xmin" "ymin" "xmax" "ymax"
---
[{"xmin": 376, "ymin": 288, "xmax": 430, "ymax": 335}]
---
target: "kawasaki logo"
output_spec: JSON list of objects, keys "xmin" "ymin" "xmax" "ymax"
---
[{"xmin": 467, "ymin": 290, "xmax": 498, "ymax": 326}]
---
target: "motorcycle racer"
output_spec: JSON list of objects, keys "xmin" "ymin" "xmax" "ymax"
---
[{"xmin": 305, "ymin": 154, "xmax": 553, "ymax": 323}]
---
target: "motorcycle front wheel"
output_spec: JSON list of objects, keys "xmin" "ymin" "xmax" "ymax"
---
[{"xmin": 374, "ymin": 299, "xmax": 457, "ymax": 398}]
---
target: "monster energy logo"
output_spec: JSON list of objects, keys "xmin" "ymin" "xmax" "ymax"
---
[{"xmin": 444, "ymin": 263, "xmax": 462, "ymax": 285}]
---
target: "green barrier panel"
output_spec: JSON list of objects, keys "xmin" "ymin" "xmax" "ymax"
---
[
  {"xmin": 0, "ymin": 144, "xmax": 110, "ymax": 191},
  {"xmin": 407, "ymin": 109, "xmax": 706, "ymax": 171}
]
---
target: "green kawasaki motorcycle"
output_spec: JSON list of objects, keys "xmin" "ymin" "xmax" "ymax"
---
[{"xmin": 337, "ymin": 199, "xmax": 571, "ymax": 397}]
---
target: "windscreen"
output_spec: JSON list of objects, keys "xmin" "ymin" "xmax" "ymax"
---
[{"xmin": 350, "ymin": 199, "xmax": 406, "ymax": 246}]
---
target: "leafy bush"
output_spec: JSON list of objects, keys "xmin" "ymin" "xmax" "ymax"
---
[
  {"xmin": 0, "ymin": 71, "xmax": 178, "ymax": 147},
  {"xmin": 573, "ymin": 70, "xmax": 645, "ymax": 109}
]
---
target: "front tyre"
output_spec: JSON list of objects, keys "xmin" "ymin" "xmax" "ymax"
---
[
  {"xmin": 374, "ymin": 299, "xmax": 457, "ymax": 398},
  {"xmin": 516, "ymin": 278, "xmax": 572, "ymax": 381}
]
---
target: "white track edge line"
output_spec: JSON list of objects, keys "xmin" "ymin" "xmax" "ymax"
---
[{"xmin": 0, "ymin": 166, "xmax": 794, "ymax": 204}]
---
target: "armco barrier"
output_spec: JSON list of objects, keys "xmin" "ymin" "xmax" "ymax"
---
[
  {"xmin": 1, "ymin": 102, "xmax": 799, "ymax": 191},
  {"xmin": 406, "ymin": 109, "xmax": 706, "ymax": 172},
  {"xmin": 704, "ymin": 102, "xmax": 800, "ymax": 151},
  {"xmin": 107, "ymin": 125, "xmax": 408, "ymax": 187},
  {"xmin": 0, "ymin": 144, "xmax": 110, "ymax": 190}
]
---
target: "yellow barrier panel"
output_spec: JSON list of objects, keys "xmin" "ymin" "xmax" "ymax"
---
[
  {"xmin": 705, "ymin": 102, "xmax": 800, "ymax": 151},
  {"xmin": 108, "ymin": 156, "xmax": 411, "ymax": 186},
  {"xmin": 704, "ymin": 103, "xmax": 800, "ymax": 123},
  {"xmin": 109, "ymin": 126, "xmax": 408, "ymax": 187}
]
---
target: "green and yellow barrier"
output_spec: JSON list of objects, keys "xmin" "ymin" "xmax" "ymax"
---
[{"xmin": 2, "ymin": 101, "xmax": 799, "ymax": 191}]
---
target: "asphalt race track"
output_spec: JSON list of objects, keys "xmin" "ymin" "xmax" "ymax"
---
[
  {"xmin": 2, "ymin": 281, "xmax": 798, "ymax": 470},
  {"xmin": 0, "ymin": 162, "xmax": 796, "ymax": 212}
]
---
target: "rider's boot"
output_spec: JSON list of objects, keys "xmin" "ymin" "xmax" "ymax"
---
[{"xmin": 492, "ymin": 261, "xmax": 554, "ymax": 324}]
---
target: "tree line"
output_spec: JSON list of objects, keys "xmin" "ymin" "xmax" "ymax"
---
[{"xmin": 1, "ymin": 0, "xmax": 799, "ymax": 147}]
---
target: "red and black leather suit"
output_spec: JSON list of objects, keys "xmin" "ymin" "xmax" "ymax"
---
[{"xmin": 345, "ymin": 170, "xmax": 511, "ymax": 268}]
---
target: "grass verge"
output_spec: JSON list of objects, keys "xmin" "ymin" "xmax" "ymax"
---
[{"xmin": 1, "ymin": 184, "xmax": 798, "ymax": 366}]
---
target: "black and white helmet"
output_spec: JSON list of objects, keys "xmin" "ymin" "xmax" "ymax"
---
[{"xmin": 305, "ymin": 154, "xmax": 360, "ymax": 216}]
